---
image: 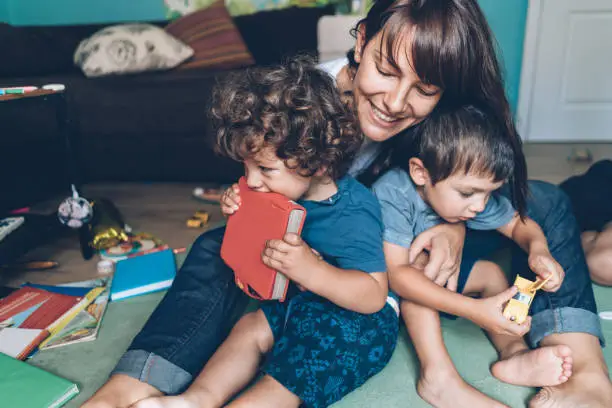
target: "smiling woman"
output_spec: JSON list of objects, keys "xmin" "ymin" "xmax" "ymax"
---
[{"xmin": 84, "ymin": 2, "xmax": 612, "ymax": 408}]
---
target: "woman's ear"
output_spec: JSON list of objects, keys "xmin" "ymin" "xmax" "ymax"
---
[
  {"xmin": 355, "ymin": 23, "xmax": 366, "ymax": 63},
  {"xmin": 408, "ymin": 158, "xmax": 430, "ymax": 186}
]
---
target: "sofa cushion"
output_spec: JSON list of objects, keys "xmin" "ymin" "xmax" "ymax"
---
[
  {"xmin": 74, "ymin": 24, "xmax": 194, "ymax": 78},
  {"xmin": 165, "ymin": 0, "xmax": 254, "ymax": 71}
]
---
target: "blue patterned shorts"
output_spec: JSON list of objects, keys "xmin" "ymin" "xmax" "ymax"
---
[{"xmin": 260, "ymin": 291, "xmax": 398, "ymax": 408}]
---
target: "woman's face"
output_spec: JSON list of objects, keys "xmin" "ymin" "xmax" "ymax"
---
[{"xmin": 353, "ymin": 27, "xmax": 442, "ymax": 142}]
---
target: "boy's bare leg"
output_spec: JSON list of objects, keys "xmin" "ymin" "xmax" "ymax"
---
[
  {"xmin": 226, "ymin": 375, "xmax": 301, "ymax": 408},
  {"xmin": 132, "ymin": 310, "xmax": 274, "ymax": 408},
  {"xmin": 401, "ymin": 299, "xmax": 508, "ymax": 408},
  {"xmin": 465, "ymin": 262, "xmax": 573, "ymax": 387},
  {"xmin": 82, "ymin": 374, "xmax": 163, "ymax": 408},
  {"xmin": 582, "ymin": 223, "xmax": 612, "ymax": 286}
]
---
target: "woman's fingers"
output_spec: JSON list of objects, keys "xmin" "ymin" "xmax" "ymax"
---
[
  {"xmin": 408, "ymin": 231, "xmax": 432, "ymax": 263},
  {"xmin": 445, "ymin": 272, "xmax": 459, "ymax": 292}
]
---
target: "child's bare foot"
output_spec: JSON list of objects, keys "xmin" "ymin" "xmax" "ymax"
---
[
  {"xmin": 491, "ymin": 345, "xmax": 572, "ymax": 387},
  {"xmin": 417, "ymin": 368, "xmax": 509, "ymax": 408},
  {"xmin": 82, "ymin": 374, "xmax": 162, "ymax": 408}
]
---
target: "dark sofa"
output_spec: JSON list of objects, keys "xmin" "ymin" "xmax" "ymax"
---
[{"xmin": 0, "ymin": 6, "xmax": 335, "ymax": 214}]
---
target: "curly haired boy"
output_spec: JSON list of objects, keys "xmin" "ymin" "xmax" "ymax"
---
[{"xmin": 133, "ymin": 57, "xmax": 399, "ymax": 408}]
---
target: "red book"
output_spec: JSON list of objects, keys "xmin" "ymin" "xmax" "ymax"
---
[
  {"xmin": 0, "ymin": 287, "xmax": 59, "ymax": 322},
  {"xmin": 221, "ymin": 177, "xmax": 306, "ymax": 302},
  {"xmin": 0, "ymin": 286, "xmax": 81, "ymax": 329}
]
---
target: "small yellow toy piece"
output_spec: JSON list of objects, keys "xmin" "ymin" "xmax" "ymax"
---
[
  {"xmin": 186, "ymin": 217, "xmax": 205, "ymax": 228},
  {"xmin": 194, "ymin": 210, "xmax": 210, "ymax": 223},
  {"xmin": 186, "ymin": 210, "xmax": 210, "ymax": 228},
  {"xmin": 503, "ymin": 275, "xmax": 551, "ymax": 324}
]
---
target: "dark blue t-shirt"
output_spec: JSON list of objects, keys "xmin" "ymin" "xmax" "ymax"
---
[{"xmin": 298, "ymin": 176, "xmax": 387, "ymax": 274}]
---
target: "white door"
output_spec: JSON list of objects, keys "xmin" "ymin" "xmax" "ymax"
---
[{"xmin": 518, "ymin": 0, "xmax": 612, "ymax": 141}]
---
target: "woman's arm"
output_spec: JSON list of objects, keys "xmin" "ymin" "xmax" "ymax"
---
[{"xmin": 408, "ymin": 223, "xmax": 466, "ymax": 290}]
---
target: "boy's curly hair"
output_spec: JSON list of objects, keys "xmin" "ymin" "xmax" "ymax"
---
[{"xmin": 211, "ymin": 57, "xmax": 362, "ymax": 181}]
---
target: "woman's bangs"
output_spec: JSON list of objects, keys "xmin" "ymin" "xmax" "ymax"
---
[
  {"xmin": 379, "ymin": 12, "xmax": 406, "ymax": 72},
  {"xmin": 410, "ymin": 8, "xmax": 470, "ymax": 97}
]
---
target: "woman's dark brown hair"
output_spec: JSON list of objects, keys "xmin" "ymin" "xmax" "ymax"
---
[
  {"xmin": 212, "ymin": 57, "xmax": 362, "ymax": 181},
  {"xmin": 349, "ymin": 0, "xmax": 528, "ymax": 216}
]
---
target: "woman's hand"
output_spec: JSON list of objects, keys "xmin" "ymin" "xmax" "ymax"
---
[
  {"xmin": 469, "ymin": 286, "xmax": 531, "ymax": 336},
  {"xmin": 409, "ymin": 223, "xmax": 466, "ymax": 291},
  {"xmin": 528, "ymin": 250, "xmax": 565, "ymax": 292},
  {"xmin": 262, "ymin": 233, "xmax": 322, "ymax": 289},
  {"xmin": 220, "ymin": 183, "xmax": 241, "ymax": 216}
]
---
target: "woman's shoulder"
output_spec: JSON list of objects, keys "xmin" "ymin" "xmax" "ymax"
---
[{"xmin": 317, "ymin": 57, "xmax": 349, "ymax": 80}]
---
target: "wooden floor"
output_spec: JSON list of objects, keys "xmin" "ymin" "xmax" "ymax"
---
[
  {"xmin": 0, "ymin": 183, "xmax": 225, "ymax": 288},
  {"xmin": 2, "ymin": 142, "xmax": 611, "ymax": 288}
]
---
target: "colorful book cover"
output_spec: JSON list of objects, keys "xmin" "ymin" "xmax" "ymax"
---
[
  {"xmin": 0, "ymin": 287, "xmax": 83, "ymax": 359},
  {"xmin": 0, "ymin": 287, "xmax": 57, "ymax": 323},
  {"xmin": 221, "ymin": 177, "xmax": 306, "ymax": 301},
  {"xmin": 110, "ymin": 248, "xmax": 177, "ymax": 301},
  {"xmin": 40, "ymin": 285, "xmax": 110, "ymax": 350}
]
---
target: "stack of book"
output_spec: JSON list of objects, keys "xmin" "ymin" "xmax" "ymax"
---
[{"xmin": 0, "ymin": 278, "xmax": 110, "ymax": 359}]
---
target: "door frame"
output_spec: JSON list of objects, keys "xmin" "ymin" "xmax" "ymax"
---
[{"xmin": 517, "ymin": 0, "xmax": 543, "ymax": 141}]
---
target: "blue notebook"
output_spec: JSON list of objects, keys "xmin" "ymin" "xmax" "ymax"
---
[
  {"xmin": 110, "ymin": 249, "xmax": 177, "ymax": 302},
  {"xmin": 21, "ymin": 283, "xmax": 91, "ymax": 297}
]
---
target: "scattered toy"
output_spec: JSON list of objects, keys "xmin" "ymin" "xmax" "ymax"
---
[{"xmin": 503, "ymin": 275, "xmax": 551, "ymax": 324}]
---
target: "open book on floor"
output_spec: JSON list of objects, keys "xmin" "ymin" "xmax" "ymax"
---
[
  {"xmin": 0, "ymin": 286, "xmax": 87, "ymax": 359},
  {"xmin": 221, "ymin": 177, "xmax": 306, "ymax": 302}
]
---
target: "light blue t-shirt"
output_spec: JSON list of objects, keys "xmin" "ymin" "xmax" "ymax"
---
[{"xmin": 371, "ymin": 168, "xmax": 516, "ymax": 248}]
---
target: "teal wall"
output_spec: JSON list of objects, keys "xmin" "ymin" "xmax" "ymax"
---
[
  {"xmin": 1, "ymin": 0, "xmax": 528, "ymax": 112},
  {"xmin": 479, "ymin": 0, "xmax": 529, "ymax": 113},
  {"xmin": 0, "ymin": 0, "xmax": 10, "ymax": 22},
  {"xmin": 5, "ymin": 0, "xmax": 165, "ymax": 26}
]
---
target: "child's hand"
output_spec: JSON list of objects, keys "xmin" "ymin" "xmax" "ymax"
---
[
  {"xmin": 220, "ymin": 183, "xmax": 241, "ymax": 216},
  {"xmin": 528, "ymin": 251, "xmax": 565, "ymax": 292},
  {"xmin": 262, "ymin": 233, "xmax": 322, "ymax": 289},
  {"xmin": 470, "ymin": 286, "xmax": 532, "ymax": 336}
]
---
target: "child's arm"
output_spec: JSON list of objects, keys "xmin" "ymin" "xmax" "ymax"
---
[
  {"xmin": 263, "ymin": 233, "xmax": 388, "ymax": 314},
  {"xmin": 385, "ymin": 242, "xmax": 529, "ymax": 336},
  {"xmin": 497, "ymin": 214, "xmax": 564, "ymax": 291}
]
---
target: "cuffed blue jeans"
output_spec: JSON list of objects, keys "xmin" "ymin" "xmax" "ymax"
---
[
  {"xmin": 112, "ymin": 181, "xmax": 604, "ymax": 394},
  {"xmin": 462, "ymin": 181, "xmax": 604, "ymax": 348},
  {"xmin": 113, "ymin": 226, "xmax": 249, "ymax": 393}
]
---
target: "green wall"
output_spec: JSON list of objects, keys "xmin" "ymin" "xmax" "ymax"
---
[
  {"xmin": 4, "ymin": 0, "xmax": 165, "ymax": 26},
  {"xmin": 0, "ymin": 0, "xmax": 10, "ymax": 22},
  {"xmin": 479, "ymin": 0, "xmax": 529, "ymax": 113}
]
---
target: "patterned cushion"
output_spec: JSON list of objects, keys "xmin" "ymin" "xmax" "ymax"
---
[
  {"xmin": 165, "ymin": 1, "xmax": 254, "ymax": 71},
  {"xmin": 74, "ymin": 24, "xmax": 194, "ymax": 78}
]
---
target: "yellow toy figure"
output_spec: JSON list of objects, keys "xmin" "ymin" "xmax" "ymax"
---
[{"xmin": 503, "ymin": 275, "xmax": 551, "ymax": 324}]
